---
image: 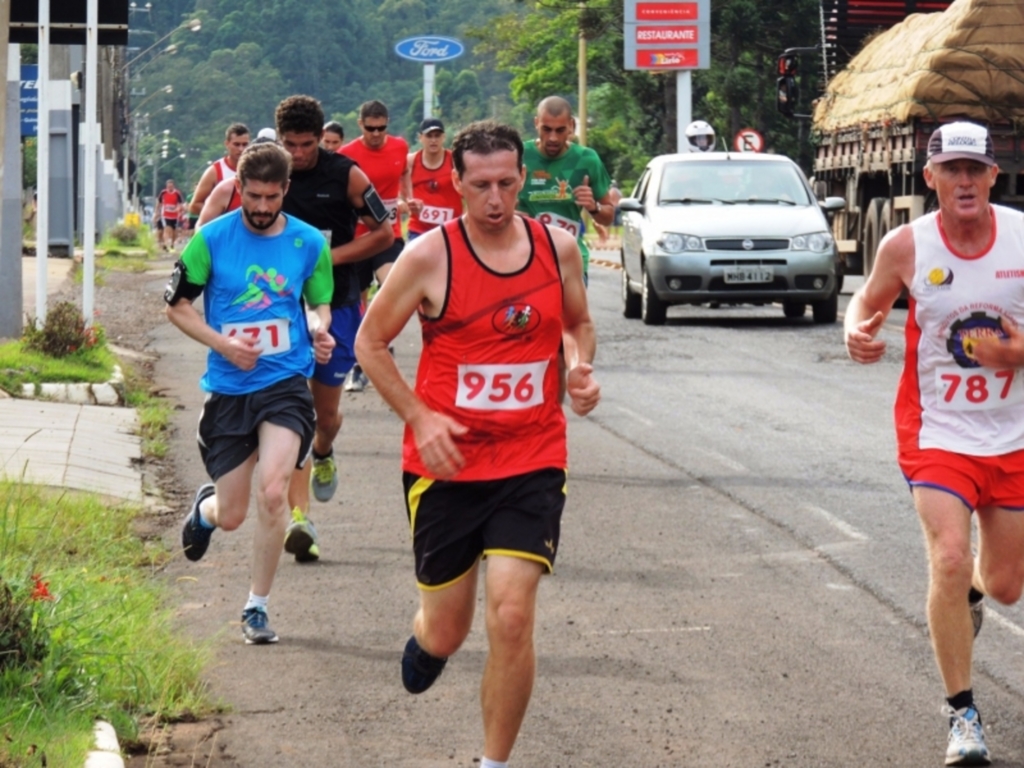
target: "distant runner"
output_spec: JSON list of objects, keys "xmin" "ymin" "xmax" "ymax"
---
[
  {"xmin": 188, "ymin": 123, "xmax": 250, "ymax": 222},
  {"xmin": 406, "ymin": 118, "xmax": 463, "ymax": 242},
  {"xmin": 321, "ymin": 121, "xmax": 345, "ymax": 152},
  {"xmin": 155, "ymin": 179, "xmax": 185, "ymax": 252},
  {"xmin": 517, "ymin": 96, "xmax": 614, "ymax": 287},
  {"xmin": 165, "ymin": 141, "xmax": 335, "ymax": 645}
]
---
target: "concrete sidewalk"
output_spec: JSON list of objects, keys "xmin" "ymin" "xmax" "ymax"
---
[{"xmin": 0, "ymin": 398, "xmax": 142, "ymax": 502}]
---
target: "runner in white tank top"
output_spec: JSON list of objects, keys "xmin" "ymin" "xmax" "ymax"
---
[
  {"xmin": 187, "ymin": 123, "xmax": 250, "ymax": 220},
  {"xmin": 845, "ymin": 121, "xmax": 1024, "ymax": 767},
  {"xmin": 899, "ymin": 205, "xmax": 1024, "ymax": 456}
]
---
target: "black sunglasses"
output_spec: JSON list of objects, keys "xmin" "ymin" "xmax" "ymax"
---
[{"xmin": 363, "ymin": 124, "xmax": 388, "ymax": 133}]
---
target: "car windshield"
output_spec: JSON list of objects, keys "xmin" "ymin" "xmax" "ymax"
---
[{"xmin": 658, "ymin": 160, "xmax": 812, "ymax": 206}]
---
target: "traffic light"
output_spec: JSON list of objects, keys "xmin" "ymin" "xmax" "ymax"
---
[{"xmin": 776, "ymin": 53, "xmax": 799, "ymax": 117}]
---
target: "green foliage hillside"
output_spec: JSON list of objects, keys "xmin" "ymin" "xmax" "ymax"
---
[{"xmin": 132, "ymin": 0, "xmax": 823, "ymax": 197}]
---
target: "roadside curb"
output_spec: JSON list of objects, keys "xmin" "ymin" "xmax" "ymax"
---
[
  {"xmin": 13, "ymin": 365, "xmax": 125, "ymax": 406},
  {"xmin": 591, "ymin": 258, "xmax": 622, "ymax": 270},
  {"xmin": 85, "ymin": 721, "xmax": 124, "ymax": 768}
]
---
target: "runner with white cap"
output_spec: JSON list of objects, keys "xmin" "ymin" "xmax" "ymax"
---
[{"xmin": 845, "ymin": 121, "xmax": 1024, "ymax": 766}]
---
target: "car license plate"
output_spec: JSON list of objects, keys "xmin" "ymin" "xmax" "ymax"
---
[{"xmin": 724, "ymin": 266, "xmax": 773, "ymax": 284}]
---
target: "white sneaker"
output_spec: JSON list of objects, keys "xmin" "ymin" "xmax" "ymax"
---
[
  {"xmin": 343, "ymin": 365, "xmax": 368, "ymax": 392},
  {"xmin": 943, "ymin": 705, "xmax": 991, "ymax": 766}
]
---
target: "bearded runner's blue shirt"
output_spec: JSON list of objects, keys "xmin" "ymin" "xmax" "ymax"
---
[{"xmin": 179, "ymin": 210, "xmax": 333, "ymax": 395}]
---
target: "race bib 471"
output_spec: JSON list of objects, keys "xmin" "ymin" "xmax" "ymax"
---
[
  {"xmin": 222, "ymin": 318, "xmax": 291, "ymax": 355},
  {"xmin": 455, "ymin": 361, "xmax": 549, "ymax": 411}
]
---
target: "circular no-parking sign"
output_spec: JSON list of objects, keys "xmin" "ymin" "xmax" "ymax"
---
[{"xmin": 733, "ymin": 128, "xmax": 764, "ymax": 153}]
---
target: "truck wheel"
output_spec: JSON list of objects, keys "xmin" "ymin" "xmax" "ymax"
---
[
  {"xmin": 862, "ymin": 197, "xmax": 886, "ymax": 279},
  {"xmin": 641, "ymin": 262, "xmax": 667, "ymax": 326}
]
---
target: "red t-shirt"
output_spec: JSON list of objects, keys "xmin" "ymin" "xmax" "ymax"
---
[
  {"xmin": 402, "ymin": 216, "xmax": 567, "ymax": 481},
  {"xmin": 408, "ymin": 149, "xmax": 463, "ymax": 235},
  {"xmin": 340, "ymin": 135, "xmax": 409, "ymax": 239},
  {"xmin": 157, "ymin": 189, "xmax": 184, "ymax": 220}
]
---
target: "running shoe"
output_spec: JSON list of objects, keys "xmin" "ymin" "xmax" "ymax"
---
[
  {"xmin": 943, "ymin": 705, "xmax": 991, "ymax": 766},
  {"xmin": 241, "ymin": 607, "xmax": 279, "ymax": 645},
  {"xmin": 181, "ymin": 483, "xmax": 216, "ymax": 562},
  {"xmin": 283, "ymin": 507, "xmax": 320, "ymax": 563},
  {"xmin": 343, "ymin": 364, "xmax": 368, "ymax": 392},
  {"xmin": 311, "ymin": 452, "xmax": 339, "ymax": 502},
  {"xmin": 970, "ymin": 596, "xmax": 984, "ymax": 639},
  {"xmin": 401, "ymin": 635, "xmax": 448, "ymax": 694}
]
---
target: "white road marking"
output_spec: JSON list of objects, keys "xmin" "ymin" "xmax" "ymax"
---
[
  {"xmin": 801, "ymin": 504, "xmax": 869, "ymax": 541},
  {"xmin": 616, "ymin": 405, "xmax": 654, "ymax": 427},
  {"xmin": 585, "ymin": 626, "xmax": 711, "ymax": 636},
  {"xmin": 696, "ymin": 449, "xmax": 748, "ymax": 473},
  {"xmin": 983, "ymin": 607, "xmax": 1024, "ymax": 639}
]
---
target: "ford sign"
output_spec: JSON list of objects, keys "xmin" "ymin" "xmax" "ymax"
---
[{"xmin": 394, "ymin": 36, "xmax": 465, "ymax": 63}]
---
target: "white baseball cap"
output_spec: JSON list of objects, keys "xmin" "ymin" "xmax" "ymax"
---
[
  {"xmin": 256, "ymin": 127, "xmax": 277, "ymax": 141},
  {"xmin": 927, "ymin": 122, "xmax": 995, "ymax": 166}
]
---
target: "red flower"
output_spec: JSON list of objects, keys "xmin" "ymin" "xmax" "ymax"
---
[{"xmin": 30, "ymin": 574, "xmax": 54, "ymax": 601}]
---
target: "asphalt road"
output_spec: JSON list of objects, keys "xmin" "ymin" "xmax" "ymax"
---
[{"xmin": 145, "ymin": 254, "xmax": 1024, "ymax": 767}]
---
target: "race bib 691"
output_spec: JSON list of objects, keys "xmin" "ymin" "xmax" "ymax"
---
[{"xmin": 455, "ymin": 361, "xmax": 548, "ymax": 411}]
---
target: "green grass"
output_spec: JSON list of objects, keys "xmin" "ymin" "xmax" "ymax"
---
[
  {"xmin": 122, "ymin": 365, "xmax": 172, "ymax": 460},
  {"xmin": 0, "ymin": 481, "xmax": 214, "ymax": 767},
  {"xmin": 0, "ymin": 340, "xmax": 117, "ymax": 394}
]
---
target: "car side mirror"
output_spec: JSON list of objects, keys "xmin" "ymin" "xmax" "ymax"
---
[
  {"xmin": 618, "ymin": 197, "xmax": 644, "ymax": 214},
  {"xmin": 821, "ymin": 196, "xmax": 845, "ymax": 212}
]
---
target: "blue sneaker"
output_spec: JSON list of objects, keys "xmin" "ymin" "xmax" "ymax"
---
[
  {"xmin": 284, "ymin": 507, "xmax": 320, "ymax": 563},
  {"xmin": 401, "ymin": 635, "xmax": 447, "ymax": 694},
  {"xmin": 181, "ymin": 484, "xmax": 215, "ymax": 562},
  {"xmin": 943, "ymin": 705, "xmax": 991, "ymax": 766},
  {"xmin": 241, "ymin": 607, "xmax": 278, "ymax": 645}
]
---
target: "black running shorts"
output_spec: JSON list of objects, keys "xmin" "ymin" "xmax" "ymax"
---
[
  {"xmin": 402, "ymin": 467, "xmax": 567, "ymax": 590},
  {"xmin": 359, "ymin": 238, "xmax": 406, "ymax": 290},
  {"xmin": 197, "ymin": 374, "xmax": 315, "ymax": 481}
]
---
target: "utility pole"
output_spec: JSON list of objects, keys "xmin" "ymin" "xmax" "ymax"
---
[
  {"xmin": 577, "ymin": 0, "xmax": 587, "ymax": 146},
  {"xmin": 0, "ymin": 0, "xmax": 22, "ymax": 339}
]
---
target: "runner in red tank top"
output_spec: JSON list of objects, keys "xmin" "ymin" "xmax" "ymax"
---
[
  {"xmin": 407, "ymin": 118, "xmax": 463, "ymax": 239},
  {"xmin": 196, "ymin": 133, "xmax": 276, "ymax": 228},
  {"xmin": 355, "ymin": 121, "xmax": 599, "ymax": 768}
]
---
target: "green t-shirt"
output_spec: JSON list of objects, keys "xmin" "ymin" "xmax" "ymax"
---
[{"xmin": 518, "ymin": 141, "xmax": 612, "ymax": 271}]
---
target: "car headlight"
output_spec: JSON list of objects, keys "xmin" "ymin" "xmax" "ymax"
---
[
  {"xmin": 657, "ymin": 233, "xmax": 703, "ymax": 253},
  {"xmin": 791, "ymin": 232, "xmax": 833, "ymax": 252}
]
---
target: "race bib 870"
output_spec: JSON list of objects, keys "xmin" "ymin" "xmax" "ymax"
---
[
  {"xmin": 455, "ymin": 361, "xmax": 548, "ymax": 411},
  {"xmin": 222, "ymin": 318, "xmax": 291, "ymax": 356},
  {"xmin": 934, "ymin": 366, "xmax": 1024, "ymax": 411}
]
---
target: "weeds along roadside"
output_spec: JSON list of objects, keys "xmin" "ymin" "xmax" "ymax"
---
[{"xmin": 2, "ymin": 235, "xmax": 216, "ymax": 765}]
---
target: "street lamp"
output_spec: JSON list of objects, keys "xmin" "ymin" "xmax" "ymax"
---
[{"xmin": 122, "ymin": 19, "xmax": 201, "ymax": 72}]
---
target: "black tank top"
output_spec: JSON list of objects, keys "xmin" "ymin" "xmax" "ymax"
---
[{"xmin": 283, "ymin": 149, "xmax": 360, "ymax": 308}]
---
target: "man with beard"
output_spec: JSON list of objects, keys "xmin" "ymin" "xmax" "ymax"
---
[
  {"xmin": 516, "ymin": 96, "xmax": 614, "ymax": 287},
  {"xmin": 166, "ymin": 142, "xmax": 336, "ymax": 645},
  {"xmin": 275, "ymin": 95, "xmax": 393, "ymax": 562}
]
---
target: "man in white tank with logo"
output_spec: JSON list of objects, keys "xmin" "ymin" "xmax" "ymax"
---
[{"xmin": 846, "ymin": 122, "xmax": 1024, "ymax": 767}]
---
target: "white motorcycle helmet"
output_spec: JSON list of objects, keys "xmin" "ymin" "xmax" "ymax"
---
[{"xmin": 685, "ymin": 120, "xmax": 716, "ymax": 152}]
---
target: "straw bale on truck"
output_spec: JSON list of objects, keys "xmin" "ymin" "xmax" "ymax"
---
[{"xmin": 810, "ymin": 0, "xmax": 1024, "ymax": 277}]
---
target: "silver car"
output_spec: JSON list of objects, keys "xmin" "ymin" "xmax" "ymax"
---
[{"xmin": 619, "ymin": 152, "xmax": 845, "ymax": 325}]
